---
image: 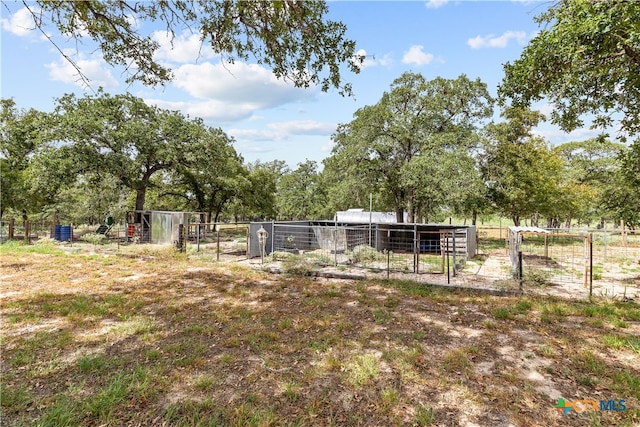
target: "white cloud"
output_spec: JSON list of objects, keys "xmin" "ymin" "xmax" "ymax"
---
[
  {"xmin": 172, "ymin": 61, "xmax": 312, "ymax": 106},
  {"xmin": 467, "ymin": 31, "xmax": 527, "ymax": 49},
  {"xmin": 425, "ymin": 0, "xmax": 449, "ymax": 9},
  {"xmin": 273, "ymin": 120, "xmax": 337, "ymax": 135},
  {"xmin": 151, "ymin": 30, "xmax": 217, "ymax": 64},
  {"xmin": 534, "ymin": 102, "xmax": 555, "ymax": 118},
  {"xmin": 228, "ymin": 120, "xmax": 337, "ymax": 142},
  {"xmin": 145, "ymin": 98, "xmax": 257, "ymax": 122},
  {"xmin": 1, "ymin": 6, "xmax": 36, "ymax": 36},
  {"xmin": 321, "ymin": 139, "xmax": 335, "ymax": 153},
  {"xmin": 46, "ymin": 51, "xmax": 118, "ymax": 89},
  {"xmin": 533, "ymin": 127, "xmax": 605, "ymax": 145},
  {"xmin": 402, "ymin": 45, "xmax": 435, "ymax": 66}
]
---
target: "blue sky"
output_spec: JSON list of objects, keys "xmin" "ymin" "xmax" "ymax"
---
[{"xmin": 1, "ymin": 1, "xmax": 601, "ymax": 169}]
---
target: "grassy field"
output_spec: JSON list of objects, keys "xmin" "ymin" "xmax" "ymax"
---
[{"xmin": 1, "ymin": 240, "xmax": 639, "ymax": 426}]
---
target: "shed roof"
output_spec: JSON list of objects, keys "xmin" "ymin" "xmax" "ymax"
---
[
  {"xmin": 508, "ymin": 226, "xmax": 549, "ymax": 234},
  {"xmin": 334, "ymin": 210, "xmax": 407, "ymax": 224}
]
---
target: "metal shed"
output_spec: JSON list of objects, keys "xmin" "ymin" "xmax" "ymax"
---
[{"xmin": 126, "ymin": 210, "xmax": 201, "ymax": 244}]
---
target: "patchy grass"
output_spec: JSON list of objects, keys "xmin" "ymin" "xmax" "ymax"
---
[{"xmin": 1, "ymin": 244, "xmax": 639, "ymax": 426}]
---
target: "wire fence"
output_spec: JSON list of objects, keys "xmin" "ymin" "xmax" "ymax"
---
[
  {"xmin": 182, "ymin": 223, "xmax": 249, "ymax": 261},
  {"xmin": 3, "ymin": 217, "xmax": 637, "ymax": 299},
  {"xmin": 480, "ymin": 227, "xmax": 640, "ymax": 298},
  {"xmin": 251, "ymin": 222, "xmax": 473, "ymax": 282}
]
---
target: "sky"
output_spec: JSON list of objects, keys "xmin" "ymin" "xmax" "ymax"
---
[{"xmin": 0, "ymin": 1, "xmax": 603, "ymax": 170}]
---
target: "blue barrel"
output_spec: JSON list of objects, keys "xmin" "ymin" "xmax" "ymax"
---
[
  {"xmin": 60, "ymin": 225, "xmax": 72, "ymax": 241},
  {"xmin": 54, "ymin": 224, "xmax": 62, "ymax": 241}
]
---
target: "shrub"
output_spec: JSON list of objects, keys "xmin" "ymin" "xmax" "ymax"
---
[
  {"xmin": 349, "ymin": 245, "xmax": 384, "ymax": 264},
  {"xmin": 81, "ymin": 234, "xmax": 106, "ymax": 247},
  {"xmin": 281, "ymin": 255, "xmax": 316, "ymax": 276}
]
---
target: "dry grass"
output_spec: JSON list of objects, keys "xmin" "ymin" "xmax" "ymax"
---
[{"xmin": 1, "ymin": 240, "xmax": 639, "ymax": 426}]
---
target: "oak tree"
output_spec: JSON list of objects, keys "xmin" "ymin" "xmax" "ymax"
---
[{"xmin": 14, "ymin": 0, "xmax": 361, "ymax": 93}]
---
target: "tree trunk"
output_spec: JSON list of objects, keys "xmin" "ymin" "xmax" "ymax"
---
[
  {"xmin": 407, "ymin": 188, "xmax": 415, "ymax": 223},
  {"xmin": 512, "ymin": 215, "xmax": 520, "ymax": 226},
  {"xmin": 395, "ymin": 208, "xmax": 404, "ymax": 223},
  {"xmin": 472, "ymin": 210, "xmax": 477, "ymax": 226},
  {"xmin": 135, "ymin": 188, "xmax": 146, "ymax": 211}
]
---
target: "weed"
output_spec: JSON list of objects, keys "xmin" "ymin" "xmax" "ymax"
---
[
  {"xmin": 612, "ymin": 369, "xmax": 640, "ymax": 396},
  {"xmin": 194, "ymin": 375, "xmax": 218, "ymax": 392},
  {"xmin": 146, "ymin": 349, "xmax": 162, "ymax": 361},
  {"xmin": 348, "ymin": 245, "xmax": 385, "ymax": 265},
  {"xmin": 513, "ymin": 300, "xmax": 532, "ymax": 314},
  {"xmin": 372, "ymin": 308, "xmax": 394, "ymax": 324},
  {"xmin": 482, "ymin": 319, "xmax": 498, "ymax": 329},
  {"xmin": 585, "ymin": 318, "xmax": 605, "ymax": 328},
  {"xmin": 537, "ymin": 344, "xmax": 555, "ymax": 358},
  {"xmin": 442, "ymin": 348, "xmax": 472, "ymax": 374},
  {"xmin": 0, "ymin": 240, "xmax": 64, "ymax": 255},
  {"xmin": 0, "ymin": 384, "xmax": 32, "ymax": 414},
  {"xmin": 281, "ymin": 255, "xmax": 316, "ymax": 276},
  {"xmin": 382, "ymin": 279, "xmax": 433, "ymax": 297},
  {"xmin": 493, "ymin": 307, "xmax": 512, "ymax": 320},
  {"xmin": 344, "ymin": 353, "xmax": 380, "ymax": 387},
  {"xmin": 277, "ymin": 317, "xmax": 293, "ymax": 330},
  {"xmin": 613, "ymin": 319, "xmax": 629, "ymax": 329},
  {"xmin": 525, "ymin": 268, "xmax": 551, "ymax": 286},
  {"xmin": 412, "ymin": 330, "xmax": 427, "ymax": 340},
  {"xmin": 380, "ymin": 388, "xmax": 399, "ymax": 413},
  {"xmin": 577, "ymin": 375, "xmax": 599, "ymax": 387},
  {"xmin": 81, "ymin": 233, "xmax": 107, "ymax": 247},
  {"xmin": 384, "ymin": 294, "xmax": 400, "ymax": 309},
  {"xmin": 602, "ymin": 335, "xmax": 640, "ymax": 353},
  {"xmin": 78, "ymin": 354, "xmax": 108, "ymax": 373},
  {"xmin": 283, "ymin": 381, "xmax": 300, "ymax": 402},
  {"xmin": 415, "ymin": 404, "xmax": 435, "ymax": 426}
]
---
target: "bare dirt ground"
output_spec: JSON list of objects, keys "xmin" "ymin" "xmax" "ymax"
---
[{"xmin": 1, "ymin": 242, "xmax": 639, "ymax": 426}]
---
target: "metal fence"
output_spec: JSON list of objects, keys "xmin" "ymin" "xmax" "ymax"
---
[
  {"xmin": 183, "ymin": 223, "xmax": 249, "ymax": 261},
  {"xmin": 252, "ymin": 222, "xmax": 472, "ymax": 280},
  {"xmin": 491, "ymin": 228, "xmax": 640, "ymax": 297}
]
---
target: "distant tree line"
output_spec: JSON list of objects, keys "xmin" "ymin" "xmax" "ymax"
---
[{"xmin": 1, "ymin": 80, "xmax": 637, "ymax": 228}]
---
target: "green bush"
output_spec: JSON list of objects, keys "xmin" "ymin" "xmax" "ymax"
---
[
  {"xmin": 525, "ymin": 268, "xmax": 551, "ymax": 287},
  {"xmin": 349, "ymin": 245, "xmax": 384, "ymax": 264},
  {"xmin": 81, "ymin": 234, "xmax": 106, "ymax": 246},
  {"xmin": 280, "ymin": 255, "xmax": 316, "ymax": 276}
]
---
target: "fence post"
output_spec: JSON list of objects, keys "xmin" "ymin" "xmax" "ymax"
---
[
  {"xmin": 24, "ymin": 220, "xmax": 30, "ymax": 244},
  {"xmin": 452, "ymin": 230, "xmax": 457, "ymax": 277},
  {"xmin": 9, "ymin": 217, "xmax": 14, "ymax": 240},
  {"xmin": 245, "ymin": 225, "xmax": 249, "ymax": 259},
  {"xmin": 196, "ymin": 223, "xmax": 200, "ymax": 252},
  {"xmin": 589, "ymin": 233, "xmax": 593, "ymax": 299},
  {"xmin": 387, "ymin": 248, "xmax": 390, "ymax": 279},
  {"xmin": 441, "ymin": 231, "xmax": 445, "ymax": 274},
  {"xmin": 413, "ymin": 224, "xmax": 420, "ymax": 274},
  {"xmin": 518, "ymin": 250, "xmax": 523, "ymax": 292},
  {"xmin": 271, "ymin": 220, "xmax": 276, "ymax": 253},
  {"xmin": 216, "ymin": 225, "xmax": 220, "ymax": 261},
  {"xmin": 333, "ymin": 222, "xmax": 338, "ymax": 267},
  {"xmin": 446, "ymin": 233, "xmax": 450, "ymax": 285},
  {"xmin": 177, "ymin": 224, "xmax": 185, "ymax": 252}
]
